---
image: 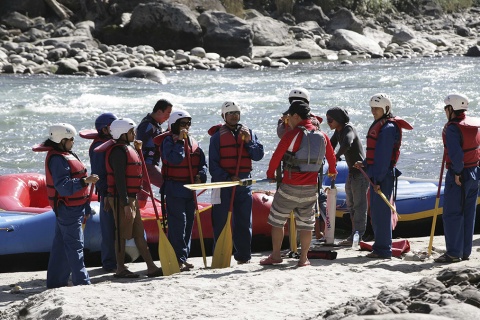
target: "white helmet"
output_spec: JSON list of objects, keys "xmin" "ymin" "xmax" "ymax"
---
[
  {"xmin": 110, "ymin": 118, "xmax": 136, "ymax": 139},
  {"xmin": 289, "ymin": 87, "xmax": 311, "ymax": 103},
  {"xmin": 369, "ymin": 93, "xmax": 392, "ymax": 114},
  {"xmin": 444, "ymin": 93, "xmax": 468, "ymax": 111},
  {"xmin": 168, "ymin": 110, "xmax": 192, "ymax": 130},
  {"xmin": 48, "ymin": 123, "xmax": 77, "ymax": 143},
  {"xmin": 221, "ymin": 101, "xmax": 241, "ymax": 117}
]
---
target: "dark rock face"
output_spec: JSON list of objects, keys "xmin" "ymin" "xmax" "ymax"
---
[
  {"xmin": 465, "ymin": 45, "xmax": 480, "ymax": 57},
  {"xmin": 198, "ymin": 11, "xmax": 253, "ymax": 58},
  {"xmin": 116, "ymin": 2, "xmax": 203, "ymax": 50},
  {"xmin": 319, "ymin": 267, "xmax": 480, "ymax": 319},
  {"xmin": 293, "ymin": 4, "xmax": 329, "ymax": 27}
]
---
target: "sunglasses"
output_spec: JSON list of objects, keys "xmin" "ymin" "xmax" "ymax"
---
[
  {"xmin": 326, "ymin": 118, "xmax": 334, "ymax": 123},
  {"xmin": 226, "ymin": 111, "xmax": 240, "ymax": 116},
  {"xmin": 178, "ymin": 121, "xmax": 191, "ymax": 127},
  {"xmin": 444, "ymin": 105, "xmax": 450, "ymax": 111}
]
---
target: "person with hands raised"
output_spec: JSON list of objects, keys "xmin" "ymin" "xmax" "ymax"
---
[
  {"xmin": 208, "ymin": 101, "xmax": 264, "ymax": 264},
  {"xmin": 155, "ymin": 110, "xmax": 207, "ymax": 271}
]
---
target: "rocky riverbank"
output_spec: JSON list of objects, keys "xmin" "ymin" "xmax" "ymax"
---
[{"xmin": 0, "ymin": 1, "xmax": 479, "ymax": 80}]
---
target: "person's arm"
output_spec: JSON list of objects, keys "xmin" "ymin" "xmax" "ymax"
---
[
  {"xmin": 244, "ymin": 129, "xmax": 264, "ymax": 161},
  {"xmin": 266, "ymin": 130, "xmax": 295, "ymax": 179},
  {"xmin": 109, "ymin": 147, "xmax": 129, "ymax": 206},
  {"xmin": 209, "ymin": 133, "xmax": 230, "ymax": 182},
  {"xmin": 445, "ymin": 124, "xmax": 464, "ymax": 175},
  {"xmin": 323, "ymin": 133, "xmax": 338, "ymax": 175},
  {"xmin": 161, "ymin": 136, "xmax": 185, "ymax": 165},
  {"xmin": 372, "ymin": 123, "xmax": 397, "ymax": 184},
  {"xmin": 197, "ymin": 147, "xmax": 208, "ymax": 183},
  {"xmin": 49, "ymin": 155, "xmax": 86, "ymax": 196},
  {"xmin": 336, "ymin": 126, "xmax": 355, "ymax": 159},
  {"xmin": 136, "ymin": 119, "xmax": 157, "ymax": 165}
]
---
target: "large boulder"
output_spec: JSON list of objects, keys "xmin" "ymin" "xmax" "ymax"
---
[
  {"xmin": 198, "ymin": 11, "xmax": 253, "ymax": 58},
  {"xmin": 292, "ymin": 4, "xmax": 329, "ymax": 27},
  {"xmin": 247, "ymin": 16, "xmax": 291, "ymax": 46},
  {"xmin": 326, "ymin": 8, "xmax": 363, "ymax": 34},
  {"xmin": 1, "ymin": 12, "xmax": 34, "ymax": 31},
  {"xmin": 328, "ymin": 29, "xmax": 383, "ymax": 55},
  {"xmin": 121, "ymin": 2, "xmax": 203, "ymax": 50}
]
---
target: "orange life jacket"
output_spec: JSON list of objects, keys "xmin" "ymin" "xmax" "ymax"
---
[
  {"xmin": 366, "ymin": 116, "xmax": 413, "ymax": 166},
  {"xmin": 218, "ymin": 125, "xmax": 252, "ymax": 175},
  {"xmin": 45, "ymin": 149, "xmax": 89, "ymax": 210},
  {"xmin": 155, "ymin": 132, "xmax": 201, "ymax": 182},
  {"xmin": 105, "ymin": 142, "xmax": 143, "ymax": 195},
  {"xmin": 442, "ymin": 115, "xmax": 480, "ymax": 169}
]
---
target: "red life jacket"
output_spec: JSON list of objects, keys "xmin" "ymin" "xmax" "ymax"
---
[
  {"xmin": 45, "ymin": 149, "xmax": 89, "ymax": 209},
  {"xmin": 217, "ymin": 125, "xmax": 252, "ymax": 175},
  {"xmin": 442, "ymin": 115, "xmax": 480, "ymax": 169},
  {"xmin": 156, "ymin": 132, "xmax": 202, "ymax": 182},
  {"xmin": 105, "ymin": 142, "xmax": 143, "ymax": 195},
  {"xmin": 88, "ymin": 136, "xmax": 108, "ymax": 155},
  {"xmin": 366, "ymin": 116, "xmax": 413, "ymax": 166}
]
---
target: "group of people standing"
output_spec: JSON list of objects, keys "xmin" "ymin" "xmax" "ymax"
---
[{"xmin": 38, "ymin": 87, "xmax": 479, "ymax": 287}]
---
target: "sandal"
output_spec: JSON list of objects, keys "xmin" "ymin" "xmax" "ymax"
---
[
  {"xmin": 365, "ymin": 252, "xmax": 391, "ymax": 259},
  {"xmin": 184, "ymin": 261, "xmax": 194, "ymax": 269},
  {"xmin": 434, "ymin": 253, "xmax": 460, "ymax": 263},
  {"xmin": 147, "ymin": 268, "xmax": 164, "ymax": 278},
  {"xmin": 113, "ymin": 269, "xmax": 140, "ymax": 278},
  {"xmin": 259, "ymin": 255, "xmax": 283, "ymax": 265}
]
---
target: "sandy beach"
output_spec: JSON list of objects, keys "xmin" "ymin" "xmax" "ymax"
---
[{"xmin": 1, "ymin": 234, "xmax": 479, "ymax": 320}]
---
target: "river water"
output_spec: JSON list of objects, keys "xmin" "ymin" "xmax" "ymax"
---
[{"xmin": 1, "ymin": 56, "xmax": 479, "ymax": 183}]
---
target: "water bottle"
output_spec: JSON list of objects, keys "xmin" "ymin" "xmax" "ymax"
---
[{"xmin": 352, "ymin": 231, "xmax": 360, "ymax": 250}]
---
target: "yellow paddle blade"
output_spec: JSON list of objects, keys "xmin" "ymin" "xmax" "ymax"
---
[
  {"xmin": 157, "ymin": 220, "xmax": 180, "ymax": 276},
  {"xmin": 211, "ymin": 211, "xmax": 232, "ymax": 269},
  {"xmin": 195, "ymin": 209, "xmax": 207, "ymax": 268},
  {"xmin": 289, "ymin": 211, "xmax": 297, "ymax": 253}
]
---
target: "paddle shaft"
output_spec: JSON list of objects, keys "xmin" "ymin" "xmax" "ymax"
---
[
  {"xmin": 358, "ymin": 166, "xmax": 400, "ymax": 219},
  {"xmin": 138, "ymin": 146, "xmax": 180, "ymax": 275},
  {"xmin": 428, "ymin": 151, "xmax": 446, "ymax": 256},
  {"xmin": 184, "ymin": 135, "xmax": 207, "ymax": 268},
  {"xmin": 211, "ymin": 135, "xmax": 245, "ymax": 268}
]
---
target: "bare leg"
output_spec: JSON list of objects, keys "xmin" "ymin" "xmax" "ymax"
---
[
  {"xmin": 134, "ymin": 236, "xmax": 159, "ymax": 274},
  {"xmin": 298, "ymin": 230, "xmax": 312, "ymax": 265},
  {"xmin": 270, "ymin": 225, "xmax": 284, "ymax": 260}
]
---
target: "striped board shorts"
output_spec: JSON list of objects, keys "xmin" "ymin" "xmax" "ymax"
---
[{"xmin": 267, "ymin": 183, "xmax": 318, "ymax": 231}]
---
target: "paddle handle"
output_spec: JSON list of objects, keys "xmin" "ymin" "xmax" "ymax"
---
[
  {"xmin": 428, "ymin": 151, "xmax": 446, "ymax": 256},
  {"xmin": 138, "ymin": 147, "xmax": 161, "ymax": 221},
  {"xmin": 358, "ymin": 166, "xmax": 400, "ymax": 218}
]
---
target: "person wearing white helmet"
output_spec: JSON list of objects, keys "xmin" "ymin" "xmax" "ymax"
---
[
  {"xmin": 354, "ymin": 93, "xmax": 413, "ymax": 259},
  {"xmin": 208, "ymin": 101, "xmax": 264, "ymax": 265},
  {"xmin": 84, "ymin": 113, "xmax": 118, "ymax": 272},
  {"xmin": 277, "ymin": 88, "xmax": 329, "ymax": 243},
  {"xmin": 39, "ymin": 123, "xmax": 99, "ymax": 288},
  {"xmin": 435, "ymin": 94, "xmax": 480, "ymax": 263},
  {"xmin": 101, "ymin": 118, "xmax": 163, "ymax": 278},
  {"xmin": 154, "ymin": 110, "xmax": 207, "ymax": 271},
  {"xmin": 136, "ymin": 99, "xmax": 173, "ymax": 207},
  {"xmin": 260, "ymin": 101, "xmax": 337, "ymax": 267}
]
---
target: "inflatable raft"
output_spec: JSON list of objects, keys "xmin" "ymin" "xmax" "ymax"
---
[
  {"xmin": 0, "ymin": 172, "xmax": 273, "ymax": 260},
  {"xmin": 327, "ymin": 161, "xmax": 480, "ymax": 237}
]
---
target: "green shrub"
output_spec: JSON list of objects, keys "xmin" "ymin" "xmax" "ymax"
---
[
  {"xmin": 275, "ymin": 0, "xmax": 295, "ymax": 14},
  {"xmin": 312, "ymin": 0, "xmax": 392, "ymax": 14}
]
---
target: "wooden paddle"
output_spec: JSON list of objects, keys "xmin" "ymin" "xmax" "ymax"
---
[
  {"xmin": 184, "ymin": 178, "xmax": 271, "ymax": 190},
  {"xmin": 358, "ymin": 167, "xmax": 400, "ymax": 220},
  {"xmin": 82, "ymin": 184, "xmax": 95, "ymax": 231},
  {"xmin": 184, "ymin": 134, "xmax": 207, "ymax": 268},
  {"xmin": 138, "ymin": 149, "xmax": 180, "ymax": 276},
  {"xmin": 211, "ymin": 136, "xmax": 245, "ymax": 269},
  {"xmin": 428, "ymin": 152, "xmax": 446, "ymax": 256}
]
